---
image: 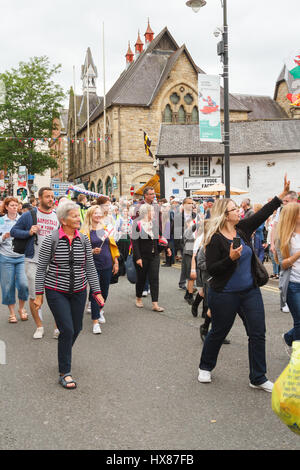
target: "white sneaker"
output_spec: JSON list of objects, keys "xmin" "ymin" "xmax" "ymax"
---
[
  {"xmin": 99, "ymin": 309, "xmax": 106, "ymax": 324},
  {"xmin": 53, "ymin": 328, "xmax": 60, "ymax": 339},
  {"xmin": 281, "ymin": 304, "xmax": 290, "ymax": 313},
  {"xmin": 249, "ymin": 380, "xmax": 273, "ymax": 393},
  {"xmin": 33, "ymin": 327, "xmax": 44, "ymax": 339},
  {"xmin": 93, "ymin": 323, "xmax": 102, "ymax": 334},
  {"xmin": 86, "ymin": 302, "xmax": 91, "ymax": 313},
  {"xmin": 198, "ymin": 369, "xmax": 212, "ymax": 383},
  {"xmin": 142, "ymin": 290, "xmax": 148, "ymax": 297}
]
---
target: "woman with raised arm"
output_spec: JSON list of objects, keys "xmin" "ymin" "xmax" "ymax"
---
[{"xmin": 198, "ymin": 176, "xmax": 290, "ymax": 392}]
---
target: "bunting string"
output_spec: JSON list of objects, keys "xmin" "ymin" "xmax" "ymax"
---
[{"xmin": 0, "ymin": 136, "xmax": 111, "ymax": 144}]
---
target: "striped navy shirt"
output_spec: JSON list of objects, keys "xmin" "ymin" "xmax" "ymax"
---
[{"xmin": 35, "ymin": 228, "xmax": 101, "ymax": 295}]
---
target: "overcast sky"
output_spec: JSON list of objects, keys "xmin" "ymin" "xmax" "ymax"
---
[{"xmin": 1, "ymin": 0, "xmax": 299, "ymax": 106}]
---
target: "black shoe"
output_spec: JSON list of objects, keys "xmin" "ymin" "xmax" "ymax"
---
[
  {"xmin": 191, "ymin": 302, "xmax": 198, "ymax": 317},
  {"xmin": 222, "ymin": 338, "xmax": 231, "ymax": 344},
  {"xmin": 187, "ymin": 294, "xmax": 194, "ymax": 305},
  {"xmin": 184, "ymin": 290, "xmax": 189, "ymax": 300},
  {"xmin": 200, "ymin": 325, "xmax": 208, "ymax": 342}
]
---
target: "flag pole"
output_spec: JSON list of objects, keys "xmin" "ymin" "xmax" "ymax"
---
[
  {"xmin": 73, "ymin": 66, "xmax": 77, "ymax": 151},
  {"xmin": 87, "ymin": 56, "xmax": 90, "ymax": 150},
  {"xmin": 103, "ymin": 22, "xmax": 107, "ymax": 140}
]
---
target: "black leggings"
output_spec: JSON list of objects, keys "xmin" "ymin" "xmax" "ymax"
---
[{"xmin": 135, "ymin": 255, "xmax": 160, "ymax": 302}]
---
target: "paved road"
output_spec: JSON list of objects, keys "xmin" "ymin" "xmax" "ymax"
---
[{"xmin": 0, "ymin": 263, "xmax": 299, "ymax": 450}]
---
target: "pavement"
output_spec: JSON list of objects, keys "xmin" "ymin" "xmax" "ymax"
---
[{"xmin": 0, "ymin": 261, "xmax": 299, "ymax": 450}]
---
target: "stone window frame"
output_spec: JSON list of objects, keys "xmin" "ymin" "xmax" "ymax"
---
[{"xmin": 161, "ymin": 84, "xmax": 198, "ymax": 125}]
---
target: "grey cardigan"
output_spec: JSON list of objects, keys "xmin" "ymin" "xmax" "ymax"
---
[{"xmin": 276, "ymin": 244, "xmax": 291, "ymax": 305}]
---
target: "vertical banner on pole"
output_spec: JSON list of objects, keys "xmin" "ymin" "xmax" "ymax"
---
[{"xmin": 198, "ymin": 74, "xmax": 222, "ymax": 143}]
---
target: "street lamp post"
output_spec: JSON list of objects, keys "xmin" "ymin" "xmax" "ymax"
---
[{"xmin": 186, "ymin": 0, "xmax": 231, "ymax": 198}]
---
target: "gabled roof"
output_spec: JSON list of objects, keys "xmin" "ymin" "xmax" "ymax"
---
[
  {"xmin": 156, "ymin": 120, "xmax": 300, "ymax": 157},
  {"xmin": 233, "ymin": 94, "xmax": 288, "ymax": 120},
  {"xmin": 80, "ymin": 27, "xmax": 248, "ymax": 132},
  {"xmin": 274, "ymin": 64, "xmax": 296, "ymax": 100}
]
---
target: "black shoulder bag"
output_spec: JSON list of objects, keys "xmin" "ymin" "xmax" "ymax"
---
[
  {"xmin": 12, "ymin": 209, "xmax": 38, "ymax": 254},
  {"xmin": 238, "ymin": 229, "xmax": 269, "ymax": 287}
]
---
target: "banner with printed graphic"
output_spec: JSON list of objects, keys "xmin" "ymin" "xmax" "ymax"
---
[{"xmin": 198, "ymin": 74, "xmax": 222, "ymax": 143}]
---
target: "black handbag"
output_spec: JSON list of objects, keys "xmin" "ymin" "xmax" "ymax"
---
[
  {"xmin": 238, "ymin": 229, "xmax": 269, "ymax": 287},
  {"xmin": 252, "ymin": 253, "xmax": 269, "ymax": 287}
]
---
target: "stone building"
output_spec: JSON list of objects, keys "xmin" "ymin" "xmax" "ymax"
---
[
  {"xmin": 67, "ymin": 23, "xmax": 250, "ymax": 198},
  {"xmin": 274, "ymin": 64, "xmax": 300, "ymax": 119}
]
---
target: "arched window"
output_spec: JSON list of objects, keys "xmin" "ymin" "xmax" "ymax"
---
[
  {"xmin": 191, "ymin": 106, "xmax": 199, "ymax": 123},
  {"xmin": 178, "ymin": 105, "xmax": 186, "ymax": 124},
  {"xmin": 97, "ymin": 179, "xmax": 103, "ymax": 195},
  {"xmin": 105, "ymin": 177, "xmax": 112, "ymax": 196},
  {"xmin": 90, "ymin": 182, "xmax": 96, "ymax": 193},
  {"xmin": 163, "ymin": 104, "xmax": 173, "ymax": 123}
]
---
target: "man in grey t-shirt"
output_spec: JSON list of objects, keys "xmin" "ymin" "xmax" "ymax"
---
[{"xmin": 25, "ymin": 188, "xmax": 59, "ymax": 338}]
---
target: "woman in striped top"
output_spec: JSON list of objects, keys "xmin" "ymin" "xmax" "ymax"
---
[{"xmin": 34, "ymin": 201, "xmax": 104, "ymax": 390}]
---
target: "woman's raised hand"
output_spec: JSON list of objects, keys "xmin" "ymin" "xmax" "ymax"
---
[{"xmin": 278, "ymin": 174, "xmax": 290, "ymax": 201}]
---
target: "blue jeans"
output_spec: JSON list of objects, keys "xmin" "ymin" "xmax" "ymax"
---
[
  {"xmin": 90, "ymin": 266, "xmax": 112, "ymax": 320},
  {"xmin": 269, "ymin": 249, "xmax": 279, "ymax": 275},
  {"xmin": 0, "ymin": 254, "xmax": 28, "ymax": 305},
  {"xmin": 45, "ymin": 288, "xmax": 87, "ymax": 375},
  {"xmin": 285, "ymin": 282, "xmax": 300, "ymax": 346},
  {"xmin": 200, "ymin": 286, "xmax": 267, "ymax": 385}
]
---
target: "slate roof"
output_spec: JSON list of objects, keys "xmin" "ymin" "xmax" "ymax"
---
[
  {"xmin": 80, "ymin": 27, "xmax": 247, "ymax": 132},
  {"xmin": 233, "ymin": 94, "xmax": 288, "ymax": 120},
  {"xmin": 156, "ymin": 120, "xmax": 300, "ymax": 157}
]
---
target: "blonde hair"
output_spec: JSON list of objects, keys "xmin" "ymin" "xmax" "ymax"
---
[
  {"xmin": 275, "ymin": 203, "xmax": 300, "ymax": 260},
  {"xmin": 203, "ymin": 198, "xmax": 234, "ymax": 248},
  {"xmin": 81, "ymin": 205, "xmax": 102, "ymax": 234}
]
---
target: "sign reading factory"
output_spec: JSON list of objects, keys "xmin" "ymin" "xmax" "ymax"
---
[{"xmin": 183, "ymin": 176, "xmax": 222, "ymax": 191}]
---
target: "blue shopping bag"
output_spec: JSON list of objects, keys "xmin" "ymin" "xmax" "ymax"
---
[{"xmin": 125, "ymin": 252, "xmax": 137, "ymax": 284}]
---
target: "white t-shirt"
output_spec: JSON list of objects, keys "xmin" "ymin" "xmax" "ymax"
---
[
  {"xmin": 290, "ymin": 233, "xmax": 300, "ymax": 283},
  {"xmin": 26, "ymin": 209, "xmax": 59, "ymax": 264}
]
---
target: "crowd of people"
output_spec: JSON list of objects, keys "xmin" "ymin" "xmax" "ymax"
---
[{"xmin": 0, "ymin": 175, "xmax": 299, "ymax": 391}]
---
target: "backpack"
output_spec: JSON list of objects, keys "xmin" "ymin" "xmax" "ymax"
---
[
  {"xmin": 12, "ymin": 209, "xmax": 38, "ymax": 254},
  {"xmin": 50, "ymin": 229, "xmax": 87, "ymax": 262}
]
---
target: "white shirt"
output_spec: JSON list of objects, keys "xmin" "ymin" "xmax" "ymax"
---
[{"xmin": 290, "ymin": 233, "xmax": 300, "ymax": 283}]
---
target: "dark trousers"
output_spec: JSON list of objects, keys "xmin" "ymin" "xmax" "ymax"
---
[
  {"xmin": 90, "ymin": 266, "xmax": 112, "ymax": 320},
  {"xmin": 46, "ymin": 288, "xmax": 87, "ymax": 375},
  {"xmin": 199, "ymin": 286, "xmax": 267, "ymax": 386},
  {"xmin": 135, "ymin": 255, "xmax": 160, "ymax": 302},
  {"xmin": 285, "ymin": 281, "xmax": 300, "ymax": 346}
]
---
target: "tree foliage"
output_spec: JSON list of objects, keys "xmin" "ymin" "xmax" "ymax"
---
[{"xmin": 0, "ymin": 56, "xmax": 65, "ymax": 174}]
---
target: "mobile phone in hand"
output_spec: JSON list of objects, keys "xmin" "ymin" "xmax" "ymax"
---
[{"xmin": 233, "ymin": 237, "xmax": 241, "ymax": 249}]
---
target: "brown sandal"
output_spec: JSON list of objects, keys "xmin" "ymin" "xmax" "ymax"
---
[
  {"xmin": 8, "ymin": 315, "xmax": 18, "ymax": 323},
  {"xmin": 18, "ymin": 309, "xmax": 28, "ymax": 321},
  {"xmin": 152, "ymin": 306, "xmax": 165, "ymax": 312}
]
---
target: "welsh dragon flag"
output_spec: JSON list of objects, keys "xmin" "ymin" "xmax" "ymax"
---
[
  {"xmin": 287, "ymin": 53, "xmax": 300, "ymax": 79},
  {"xmin": 285, "ymin": 51, "xmax": 300, "ymax": 106}
]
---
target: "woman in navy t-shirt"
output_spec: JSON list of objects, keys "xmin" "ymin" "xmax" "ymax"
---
[{"xmin": 81, "ymin": 201, "xmax": 120, "ymax": 334}]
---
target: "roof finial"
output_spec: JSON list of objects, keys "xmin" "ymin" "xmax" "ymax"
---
[{"xmin": 145, "ymin": 18, "xmax": 154, "ymax": 46}]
